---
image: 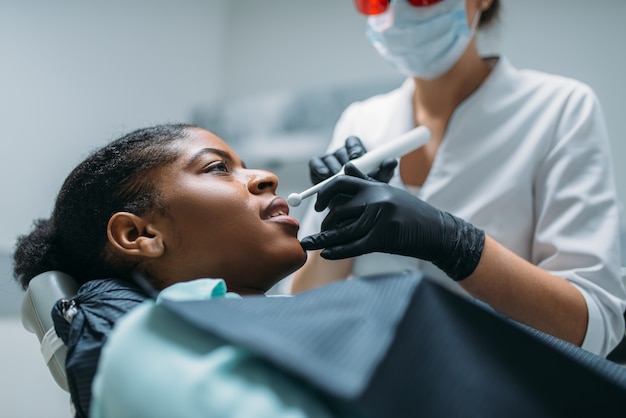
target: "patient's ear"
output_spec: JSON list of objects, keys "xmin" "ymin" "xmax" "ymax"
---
[{"xmin": 107, "ymin": 212, "xmax": 164, "ymax": 257}]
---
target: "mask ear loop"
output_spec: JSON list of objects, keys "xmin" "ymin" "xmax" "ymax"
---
[
  {"xmin": 472, "ymin": 0, "xmax": 490, "ymax": 31},
  {"xmin": 470, "ymin": 8, "xmax": 482, "ymax": 32}
]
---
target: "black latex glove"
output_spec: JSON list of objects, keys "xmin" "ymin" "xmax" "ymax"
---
[
  {"xmin": 308, "ymin": 136, "xmax": 398, "ymax": 185},
  {"xmin": 300, "ymin": 163, "xmax": 485, "ymax": 281}
]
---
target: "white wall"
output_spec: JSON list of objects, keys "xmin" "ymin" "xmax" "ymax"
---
[
  {"xmin": 220, "ymin": 0, "xmax": 399, "ymax": 97},
  {"xmin": 0, "ymin": 0, "xmax": 227, "ymax": 254},
  {"xmin": 1, "ymin": 1, "xmax": 625, "ymax": 417},
  {"xmin": 0, "ymin": 318, "xmax": 71, "ymax": 418}
]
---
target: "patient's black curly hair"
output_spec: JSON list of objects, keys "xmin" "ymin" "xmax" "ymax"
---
[{"xmin": 12, "ymin": 123, "xmax": 195, "ymax": 290}]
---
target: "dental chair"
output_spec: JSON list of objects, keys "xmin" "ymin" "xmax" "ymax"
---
[
  {"xmin": 21, "ymin": 270, "xmax": 79, "ymax": 392},
  {"xmin": 18, "ymin": 267, "xmax": 626, "ymax": 414}
]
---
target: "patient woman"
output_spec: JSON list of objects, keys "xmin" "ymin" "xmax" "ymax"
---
[
  {"xmin": 13, "ymin": 124, "xmax": 309, "ymax": 418},
  {"xmin": 14, "ymin": 123, "xmax": 626, "ymax": 418}
]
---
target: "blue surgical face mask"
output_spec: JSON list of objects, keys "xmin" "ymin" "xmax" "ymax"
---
[{"xmin": 366, "ymin": 0, "xmax": 480, "ymax": 79}]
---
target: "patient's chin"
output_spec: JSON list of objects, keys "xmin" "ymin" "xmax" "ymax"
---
[
  {"xmin": 275, "ymin": 248, "xmax": 307, "ymax": 281},
  {"xmin": 288, "ymin": 251, "xmax": 307, "ymax": 277}
]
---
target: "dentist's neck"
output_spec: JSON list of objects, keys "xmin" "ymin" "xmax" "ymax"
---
[{"xmin": 412, "ymin": 41, "xmax": 491, "ymax": 118}]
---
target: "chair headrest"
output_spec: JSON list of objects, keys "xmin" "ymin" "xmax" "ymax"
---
[{"xmin": 21, "ymin": 270, "xmax": 80, "ymax": 392}]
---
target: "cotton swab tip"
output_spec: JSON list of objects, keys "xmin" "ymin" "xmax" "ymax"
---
[{"xmin": 287, "ymin": 193, "xmax": 302, "ymax": 207}]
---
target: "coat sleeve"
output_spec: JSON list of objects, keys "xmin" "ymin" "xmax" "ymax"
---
[{"xmin": 532, "ymin": 83, "xmax": 626, "ymax": 356}]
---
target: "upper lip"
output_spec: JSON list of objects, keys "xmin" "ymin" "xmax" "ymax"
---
[{"xmin": 262, "ymin": 196, "xmax": 290, "ymax": 220}]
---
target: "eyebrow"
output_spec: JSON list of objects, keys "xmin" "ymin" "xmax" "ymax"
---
[{"xmin": 185, "ymin": 147, "xmax": 247, "ymax": 169}]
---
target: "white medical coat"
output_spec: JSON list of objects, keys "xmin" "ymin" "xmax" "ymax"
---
[{"xmin": 300, "ymin": 56, "xmax": 626, "ymax": 356}]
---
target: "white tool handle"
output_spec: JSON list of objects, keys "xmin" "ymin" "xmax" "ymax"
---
[{"xmin": 287, "ymin": 126, "xmax": 431, "ymax": 207}]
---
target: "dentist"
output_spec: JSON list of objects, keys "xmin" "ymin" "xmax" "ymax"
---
[{"xmin": 294, "ymin": 0, "xmax": 626, "ymax": 357}]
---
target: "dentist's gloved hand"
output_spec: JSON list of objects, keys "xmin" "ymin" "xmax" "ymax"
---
[
  {"xmin": 300, "ymin": 163, "xmax": 485, "ymax": 281},
  {"xmin": 308, "ymin": 136, "xmax": 398, "ymax": 185}
]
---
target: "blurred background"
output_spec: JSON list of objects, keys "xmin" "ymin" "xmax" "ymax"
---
[{"xmin": 1, "ymin": 1, "xmax": 625, "ymax": 416}]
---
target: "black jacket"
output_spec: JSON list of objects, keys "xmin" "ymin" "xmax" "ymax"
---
[{"xmin": 52, "ymin": 278, "xmax": 148, "ymax": 418}]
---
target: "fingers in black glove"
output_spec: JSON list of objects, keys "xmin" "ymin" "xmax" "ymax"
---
[
  {"xmin": 309, "ymin": 136, "xmax": 364, "ymax": 184},
  {"xmin": 300, "ymin": 163, "xmax": 485, "ymax": 281},
  {"xmin": 308, "ymin": 136, "xmax": 398, "ymax": 185},
  {"xmin": 368, "ymin": 157, "xmax": 397, "ymax": 184}
]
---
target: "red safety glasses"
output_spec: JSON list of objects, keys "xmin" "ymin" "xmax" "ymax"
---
[{"xmin": 355, "ymin": 0, "xmax": 443, "ymax": 15}]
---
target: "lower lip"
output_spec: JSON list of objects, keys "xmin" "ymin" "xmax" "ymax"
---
[{"xmin": 267, "ymin": 215, "xmax": 300, "ymax": 229}]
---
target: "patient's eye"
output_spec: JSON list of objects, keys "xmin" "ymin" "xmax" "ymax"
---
[{"xmin": 205, "ymin": 161, "xmax": 230, "ymax": 174}]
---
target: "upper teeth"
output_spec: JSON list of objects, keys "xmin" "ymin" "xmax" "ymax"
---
[{"xmin": 270, "ymin": 210, "xmax": 286, "ymax": 217}]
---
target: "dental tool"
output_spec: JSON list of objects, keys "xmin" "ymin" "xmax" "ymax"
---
[{"xmin": 287, "ymin": 126, "xmax": 432, "ymax": 207}]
